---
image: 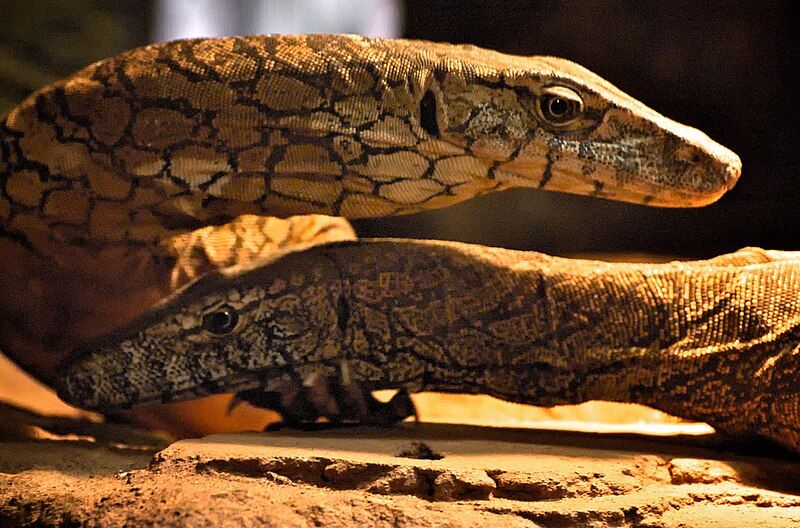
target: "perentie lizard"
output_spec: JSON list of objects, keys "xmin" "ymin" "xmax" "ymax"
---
[
  {"xmin": 0, "ymin": 34, "xmax": 758, "ymax": 444},
  {"xmin": 60, "ymin": 242, "xmax": 800, "ymax": 453}
]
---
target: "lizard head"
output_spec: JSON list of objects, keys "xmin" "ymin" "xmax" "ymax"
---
[
  {"xmin": 416, "ymin": 45, "xmax": 741, "ymax": 206},
  {"xmin": 54, "ymin": 245, "xmax": 347, "ymax": 411}
]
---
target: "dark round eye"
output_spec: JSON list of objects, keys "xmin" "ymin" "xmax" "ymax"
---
[
  {"xmin": 538, "ymin": 87, "xmax": 583, "ymax": 126},
  {"xmin": 202, "ymin": 305, "xmax": 238, "ymax": 335}
]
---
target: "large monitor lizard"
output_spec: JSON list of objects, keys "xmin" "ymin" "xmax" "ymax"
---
[
  {"xmin": 2, "ymin": 34, "xmax": 773, "ymax": 447},
  {"xmin": 60, "ymin": 242, "xmax": 800, "ymax": 454}
]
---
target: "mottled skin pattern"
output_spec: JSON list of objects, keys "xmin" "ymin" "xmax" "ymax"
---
[
  {"xmin": 59, "ymin": 242, "xmax": 800, "ymax": 452},
  {"xmin": 0, "ymin": 35, "xmax": 749, "ymax": 438},
  {"xmin": 0, "ymin": 34, "xmax": 738, "ymax": 255}
]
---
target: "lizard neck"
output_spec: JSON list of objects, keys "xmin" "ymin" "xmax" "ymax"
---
[{"xmin": 321, "ymin": 241, "xmax": 797, "ymax": 442}]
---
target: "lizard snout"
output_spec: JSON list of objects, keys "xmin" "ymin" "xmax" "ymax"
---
[{"xmin": 658, "ymin": 118, "xmax": 742, "ymax": 205}]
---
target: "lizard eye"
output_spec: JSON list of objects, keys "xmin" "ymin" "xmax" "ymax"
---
[
  {"xmin": 202, "ymin": 305, "xmax": 239, "ymax": 335},
  {"xmin": 538, "ymin": 86, "xmax": 584, "ymax": 126}
]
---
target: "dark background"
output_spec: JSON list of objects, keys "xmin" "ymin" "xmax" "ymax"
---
[{"xmin": 1, "ymin": 1, "xmax": 797, "ymax": 257}]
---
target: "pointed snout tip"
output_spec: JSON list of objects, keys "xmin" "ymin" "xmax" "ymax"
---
[
  {"xmin": 702, "ymin": 135, "xmax": 742, "ymax": 192},
  {"xmin": 663, "ymin": 118, "xmax": 742, "ymax": 198},
  {"xmin": 696, "ymin": 150, "xmax": 741, "ymax": 206},
  {"xmin": 721, "ymin": 150, "xmax": 742, "ymax": 191},
  {"xmin": 662, "ymin": 143, "xmax": 741, "ymax": 207}
]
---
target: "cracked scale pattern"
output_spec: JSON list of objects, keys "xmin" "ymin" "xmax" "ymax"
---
[
  {"xmin": 0, "ymin": 35, "xmax": 758, "ymax": 440},
  {"xmin": 60, "ymin": 241, "xmax": 800, "ymax": 452},
  {"xmin": 1, "ymin": 34, "xmax": 739, "ymax": 254}
]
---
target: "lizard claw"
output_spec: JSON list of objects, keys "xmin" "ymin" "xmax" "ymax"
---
[
  {"xmin": 225, "ymin": 393, "xmax": 245, "ymax": 415},
  {"xmin": 302, "ymin": 371, "xmax": 342, "ymax": 419}
]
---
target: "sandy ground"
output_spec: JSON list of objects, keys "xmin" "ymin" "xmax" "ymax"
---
[{"xmin": 3, "ymin": 352, "xmax": 800, "ymax": 527}]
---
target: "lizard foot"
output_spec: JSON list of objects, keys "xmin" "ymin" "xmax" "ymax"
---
[{"xmin": 230, "ymin": 367, "xmax": 417, "ymax": 428}]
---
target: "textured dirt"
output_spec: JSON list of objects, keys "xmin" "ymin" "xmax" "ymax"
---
[
  {"xmin": 3, "ymin": 425, "xmax": 800, "ymax": 527},
  {"xmin": 3, "ymin": 352, "xmax": 800, "ymax": 527}
]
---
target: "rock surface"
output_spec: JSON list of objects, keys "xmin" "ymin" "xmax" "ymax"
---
[{"xmin": 3, "ymin": 423, "xmax": 800, "ymax": 527}]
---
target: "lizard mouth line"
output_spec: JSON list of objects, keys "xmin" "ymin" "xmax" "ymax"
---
[
  {"xmin": 586, "ymin": 168, "xmax": 738, "ymax": 207},
  {"xmin": 56, "ymin": 364, "xmax": 288, "ymax": 412},
  {"xmin": 529, "ymin": 169, "xmax": 735, "ymax": 207}
]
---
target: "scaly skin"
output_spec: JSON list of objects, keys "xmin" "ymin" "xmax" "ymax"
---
[
  {"xmin": 1, "ymin": 34, "xmax": 738, "ymax": 254},
  {"xmin": 58, "ymin": 241, "xmax": 800, "ymax": 452},
  {"xmin": 0, "ymin": 35, "xmax": 743, "ymax": 434}
]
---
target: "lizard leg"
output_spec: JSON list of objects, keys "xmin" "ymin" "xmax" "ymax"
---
[
  {"xmin": 337, "ymin": 362, "xmax": 418, "ymax": 424},
  {"xmin": 237, "ymin": 376, "xmax": 322, "ymax": 426},
  {"xmin": 232, "ymin": 365, "xmax": 417, "ymax": 428}
]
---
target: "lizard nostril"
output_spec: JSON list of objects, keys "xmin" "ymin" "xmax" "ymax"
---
[{"xmin": 674, "ymin": 144, "xmax": 704, "ymax": 165}]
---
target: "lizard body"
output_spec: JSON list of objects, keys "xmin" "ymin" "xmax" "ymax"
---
[
  {"xmin": 0, "ymin": 35, "xmax": 736, "ymax": 252},
  {"xmin": 0, "ymin": 35, "xmax": 748, "ymax": 440},
  {"xmin": 58, "ymin": 241, "xmax": 800, "ymax": 451}
]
